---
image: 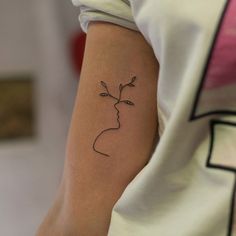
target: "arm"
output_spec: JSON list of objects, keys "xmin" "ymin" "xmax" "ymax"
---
[{"xmin": 36, "ymin": 21, "xmax": 159, "ymax": 236}]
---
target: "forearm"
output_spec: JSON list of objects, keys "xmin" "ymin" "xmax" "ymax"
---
[{"xmin": 37, "ymin": 21, "xmax": 159, "ymax": 236}]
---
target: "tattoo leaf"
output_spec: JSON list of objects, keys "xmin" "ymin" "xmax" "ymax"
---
[
  {"xmin": 131, "ymin": 76, "xmax": 137, "ymax": 82},
  {"xmin": 100, "ymin": 93, "xmax": 109, "ymax": 97},
  {"xmin": 128, "ymin": 83, "xmax": 135, "ymax": 87},
  {"xmin": 101, "ymin": 81, "xmax": 107, "ymax": 88},
  {"xmin": 123, "ymin": 100, "xmax": 134, "ymax": 105}
]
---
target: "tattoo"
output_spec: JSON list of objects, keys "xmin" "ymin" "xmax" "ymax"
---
[{"xmin": 93, "ymin": 76, "xmax": 137, "ymax": 157}]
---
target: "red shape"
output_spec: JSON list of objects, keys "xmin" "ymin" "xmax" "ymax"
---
[{"xmin": 70, "ymin": 31, "xmax": 86, "ymax": 77}]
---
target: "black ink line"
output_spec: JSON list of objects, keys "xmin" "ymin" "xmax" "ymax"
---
[{"xmin": 93, "ymin": 76, "xmax": 137, "ymax": 157}]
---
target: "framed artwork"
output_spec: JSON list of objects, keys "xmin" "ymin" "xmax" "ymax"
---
[{"xmin": 0, "ymin": 74, "xmax": 35, "ymax": 141}]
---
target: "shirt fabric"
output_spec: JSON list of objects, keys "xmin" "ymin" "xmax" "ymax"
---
[{"xmin": 71, "ymin": 0, "xmax": 236, "ymax": 235}]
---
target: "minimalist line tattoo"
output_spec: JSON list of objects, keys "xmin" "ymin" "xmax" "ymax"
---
[{"xmin": 93, "ymin": 76, "xmax": 137, "ymax": 157}]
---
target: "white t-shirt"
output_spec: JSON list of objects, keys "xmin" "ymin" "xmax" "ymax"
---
[{"xmin": 71, "ymin": 0, "xmax": 236, "ymax": 235}]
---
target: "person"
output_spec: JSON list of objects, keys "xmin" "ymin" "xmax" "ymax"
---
[{"xmin": 36, "ymin": 0, "xmax": 236, "ymax": 235}]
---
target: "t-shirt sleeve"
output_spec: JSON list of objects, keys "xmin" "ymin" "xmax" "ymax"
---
[{"xmin": 71, "ymin": 0, "xmax": 139, "ymax": 33}]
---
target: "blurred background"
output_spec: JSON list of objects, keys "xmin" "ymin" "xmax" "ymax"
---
[{"xmin": 0, "ymin": 0, "xmax": 86, "ymax": 235}]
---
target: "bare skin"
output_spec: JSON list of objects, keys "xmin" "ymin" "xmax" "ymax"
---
[{"xmin": 36, "ymin": 21, "xmax": 160, "ymax": 236}]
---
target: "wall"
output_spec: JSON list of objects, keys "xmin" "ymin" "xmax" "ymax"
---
[{"xmin": 0, "ymin": 0, "xmax": 81, "ymax": 235}]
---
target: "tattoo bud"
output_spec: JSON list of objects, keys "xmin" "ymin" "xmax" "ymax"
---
[
  {"xmin": 99, "ymin": 93, "xmax": 109, "ymax": 97},
  {"xmin": 119, "ymin": 84, "xmax": 123, "ymax": 91},
  {"xmin": 123, "ymin": 100, "xmax": 134, "ymax": 105}
]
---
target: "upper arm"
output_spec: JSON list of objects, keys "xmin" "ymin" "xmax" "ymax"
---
[
  {"xmin": 36, "ymin": 1, "xmax": 160, "ymax": 234},
  {"xmin": 36, "ymin": 10, "xmax": 160, "ymax": 236},
  {"xmin": 65, "ymin": 20, "xmax": 159, "ymax": 190},
  {"xmin": 60, "ymin": 23, "xmax": 160, "ymax": 233}
]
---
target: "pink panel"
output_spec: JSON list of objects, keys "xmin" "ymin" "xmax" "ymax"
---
[{"xmin": 204, "ymin": 0, "xmax": 236, "ymax": 89}]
